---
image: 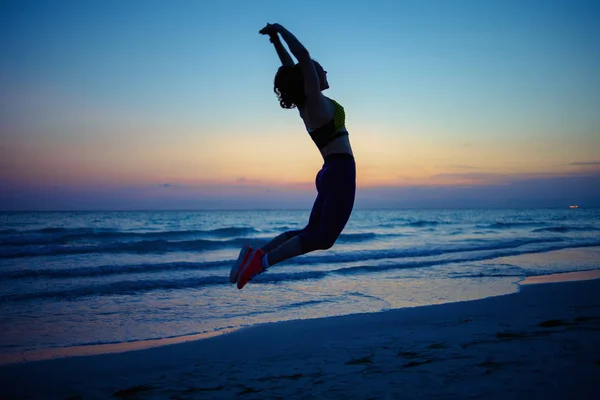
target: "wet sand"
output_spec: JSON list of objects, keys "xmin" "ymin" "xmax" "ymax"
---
[{"xmin": 1, "ymin": 272, "xmax": 599, "ymax": 400}]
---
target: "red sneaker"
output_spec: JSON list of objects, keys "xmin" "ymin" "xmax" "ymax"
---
[
  {"xmin": 237, "ymin": 248, "xmax": 266, "ymax": 290},
  {"xmin": 229, "ymin": 244, "xmax": 252, "ymax": 284}
]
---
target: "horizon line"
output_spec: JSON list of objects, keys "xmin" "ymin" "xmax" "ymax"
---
[{"xmin": 0, "ymin": 206, "xmax": 595, "ymax": 213}]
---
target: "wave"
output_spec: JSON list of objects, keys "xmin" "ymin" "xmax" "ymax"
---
[
  {"xmin": 1, "ymin": 236, "xmax": 569, "ymax": 276},
  {"xmin": 337, "ymin": 232, "xmax": 378, "ymax": 242},
  {"xmin": 278, "ymin": 298, "xmax": 339, "ymax": 311},
  {"xmin": 0, "ymin": 271, "xmax": 327, "ymax": 302},
  {"xmin": 448, "ymin": 272, "xmax": 525, "ymax": 278},
  {"xmin": 477, "ymin": 222, "xmax": 547, "ymax": 229},
  {"xmin": 365, "ymin": 219, "xmax": 446, "ymax": 228},
  {"xmin": 4, "ymin": 242, "xmax": 599, "ymax": 303},
  {"xmin": 0, "ymin": 230, "xmax": 410, "ymax": 259},
  {"xmin": 532, "ymin": 226, "xmax": 600, "ymax": 233},
  {"xmin": 208, "ymin": 227, "xmax": 260, "ymax": 235},
  {"xmin": 35, "ymin": 227, "xmax": 70, "ymax": 233},
  {"xmin": 389, "ymin": 217, "xmax": 411, "ymax": 223},
  {"xmin": 0, "ymin": 228, "xmax": 394, "ymax": 249},
  {"xmin": 0, "ymin": 275, "xmax": 228, "ymax": 302},
  {"xmin": 0, "ymin": 237, "xmax": 267, "ymax": 259},
  {"xmin": 0, "ymin": 260, "xmax": 232, "ymax": 279},
  {"xmin": 0, "ymin": 227, "xmax": 260, "ymax": 246},
  {"xmin": 291, "ymin": 236, "xmax": 567, "ymax": 266},
  {"xmin": 403, "ymin": 220, "xmax": 446, "ymax": 228},
  {"xmin": 450, "ymin": 267, "xmax": 600, "ymax": 280},
  {"xmin": 448, "ymin": 264, "xmax": 528, "ymax": 278},
  {"xmin": 270, "ymin": 225, "xmax": 299, "ymax": 232},
  {"xmin": 329, "ymin": 241, "xmax": 600, "ymax": 276},
  {"xmin": 0, "ymin": 236, "xmax": 574, "ymax": 276}
]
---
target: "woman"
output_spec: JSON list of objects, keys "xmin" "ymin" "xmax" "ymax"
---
[{"xmin": 230, "ymin": 23, "xmax": 356, "ymax": 290}]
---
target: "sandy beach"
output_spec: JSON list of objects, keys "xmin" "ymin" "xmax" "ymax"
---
[{"xmin": 1, "ymin": 272, "xmax": 599, "ymax": 400}]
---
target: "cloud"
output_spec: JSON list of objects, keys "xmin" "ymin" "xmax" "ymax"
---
[
  {"xmin": 435, "ymin": 164, "xmax": 478, "ymax": 170},
  {"xmin": 431, "ymin": 172, "xmax": 505, "ymax": 181},
  {"xmin": 149, "ymin": 183, "xmax": 184, "ymax": 188},
  {"xmin": 236, "ymin": 177, "xmax": 262, "ymax": 184},
  {"xmin": 568, "ymin": 161, "xmax": 600, "ymax": 166}
]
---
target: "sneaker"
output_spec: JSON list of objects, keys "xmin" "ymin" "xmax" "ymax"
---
[
  {"xmin": 237, "ymin": 248, "xmax": 266, "ymax": 290},
  {"xmin": 229, "ymin": 244, "xmax": 252, "ymax": 284}
]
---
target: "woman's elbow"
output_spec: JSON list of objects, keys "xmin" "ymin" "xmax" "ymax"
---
[{"xmin": 296, "ymin": 50, "xmax": 311, "ymax": 63}]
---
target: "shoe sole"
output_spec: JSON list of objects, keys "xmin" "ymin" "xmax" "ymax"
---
[
  {"xmin": 237, "ymin": 248, "xmax": 260, "ymax": 289},
  {"xmin": 229, "ymin": 244, "xmax": 251, "ymax": 284}
]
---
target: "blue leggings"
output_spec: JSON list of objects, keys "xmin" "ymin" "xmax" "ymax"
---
[{"xmin": 286, "ymin": 153, "xmax": 356, "ymax": 253}]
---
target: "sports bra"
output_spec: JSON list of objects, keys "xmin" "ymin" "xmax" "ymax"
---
[{"xmin": 307, "ymin": 98, "xmax": 349, "ymax": 149}]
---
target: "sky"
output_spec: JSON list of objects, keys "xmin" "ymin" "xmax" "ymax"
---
[{"xmin": 1, "ymin": 0, "xmax": 599, "ymax": 210}]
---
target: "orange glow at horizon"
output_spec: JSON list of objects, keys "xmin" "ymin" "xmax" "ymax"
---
[
  {"xmin": 2, "ymin": 91, "xmax": 599, "ymax": 191},
  {"xmin": 3, "ymin": 120, "xmax": 599, "ymax": 190}
]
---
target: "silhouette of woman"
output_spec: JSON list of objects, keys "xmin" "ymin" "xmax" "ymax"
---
[{"xmin": 230, "ymin": 23, "xmax": 356, "ymax": 289}]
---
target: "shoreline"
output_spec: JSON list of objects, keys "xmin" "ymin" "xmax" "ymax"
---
[
  {"xmin": 519, "ymin": 269, "xmax": 600, "ymax": 285},
  {"xmin": 1, "ymin": 273, "xmax": 599, "ymax": 399},
  {"xmin": 1, "ymin": 269, "xmax": 599, "ymax": 367}
]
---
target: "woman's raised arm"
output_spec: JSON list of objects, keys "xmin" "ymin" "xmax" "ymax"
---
[
  {"xmin": 268, "ymin": 33, "xmax": 294, "ymax": 67},
  {"xmin": 260, "ymin": 23, "xmax": 322, "ymax": 101}
]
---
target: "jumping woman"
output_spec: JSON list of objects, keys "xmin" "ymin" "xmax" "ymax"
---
[{"xmin": 230, "ymin": 23, "xmax": 356, "ymax": 290}]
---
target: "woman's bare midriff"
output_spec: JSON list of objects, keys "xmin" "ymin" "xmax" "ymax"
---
[
  {"xmin": 320, "ymin": 135, "xmax": 354, "ymax": 158},
  {"xmin": 298, "ymin": 100, "xmax": 353, "ymax": 159}
]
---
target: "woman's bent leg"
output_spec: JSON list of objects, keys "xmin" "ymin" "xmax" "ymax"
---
[
  {"xmin": 264, "ymin": 191, "xmax": 324, "ymax": 266},
  {"xmin": 297, "ymin": 159, "xmax": 356, "ymax": 253},
  {"xmin": 264, "ymin": 235, "xmax": 304, "ymax": 266},
  {"xmin": 260, "ymin": 230, "xmax": 302, "ymax": 253},
  {"xmin": 268, "ymin": 160, "xmax": 355, "ymax": 265}
]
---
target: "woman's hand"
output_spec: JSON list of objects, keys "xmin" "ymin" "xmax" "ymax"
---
[
  {"xmin": 261, "ymin": 23, "xmax": 294, "ymax": 66},
  {"xmin": 259, "ymin": 23, "xmax": 283, "ymax": 36},
  {"xmin": 260, "ymin": 23, "xmax": 308, "ymax": 66}
]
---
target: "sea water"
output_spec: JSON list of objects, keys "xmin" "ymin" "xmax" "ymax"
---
[{"xmin": 1, "ymin": 209, "xmax": 599, "ymax": 362}]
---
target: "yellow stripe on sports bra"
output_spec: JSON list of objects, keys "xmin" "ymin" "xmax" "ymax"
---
[{"xmin": 308, "ymin": 98, "xmax": 349, "ymax": 149}]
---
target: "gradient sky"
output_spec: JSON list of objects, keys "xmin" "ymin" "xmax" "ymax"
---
[{"xmin": 1, "ymin": 0, "xmax": 599, "ymax": 210}]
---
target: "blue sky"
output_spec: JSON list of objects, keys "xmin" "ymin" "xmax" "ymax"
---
[{"xmin": 1, "ymin": 0, "xmax": 599, "ymax": 209}]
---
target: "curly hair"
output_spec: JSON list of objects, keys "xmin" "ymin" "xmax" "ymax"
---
[{"xmin": 273, "ymin": 64, "xmax": 305, "ymax": 109}]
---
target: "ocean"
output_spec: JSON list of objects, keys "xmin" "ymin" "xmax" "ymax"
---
[{"xmin": 1, "ymin": 209, "xmax": 599, "ymax": 363}]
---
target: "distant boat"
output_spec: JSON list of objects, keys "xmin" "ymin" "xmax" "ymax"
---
[{"xmin": 569, "ymin": 205, "xmax": 579, "ymax": 209}]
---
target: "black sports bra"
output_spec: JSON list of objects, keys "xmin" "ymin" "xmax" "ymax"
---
[{"xmin": 307, "ymin": 98, "xmax": 349, "ymax": 149}]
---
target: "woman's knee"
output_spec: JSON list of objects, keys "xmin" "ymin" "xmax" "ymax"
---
[
  {"xmin": 301, "ymin": 230, "xmax": 339, "ymax": 252},
  {"xmin": 319, "ymin": 231, "xmax": 339, "ymax": 249},
  {"xmin": 317, "ymin": 237, "xmax": 336, "ymax": 250}
]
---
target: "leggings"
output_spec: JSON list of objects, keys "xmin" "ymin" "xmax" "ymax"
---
[{"xmin": 286, "ymin": 153, "xmax": 356, "ymax": 253}]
